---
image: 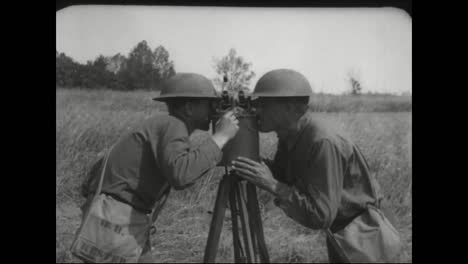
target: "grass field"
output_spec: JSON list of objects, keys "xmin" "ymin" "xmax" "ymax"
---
[{"xmin": 56, "ymin": 88, "xmax": 412, "ymax": 263}]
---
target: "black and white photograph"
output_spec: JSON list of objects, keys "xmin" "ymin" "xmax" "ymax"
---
[{"xmin": 56, "ymin": 5, "xmax": 412, "ymax": 263}]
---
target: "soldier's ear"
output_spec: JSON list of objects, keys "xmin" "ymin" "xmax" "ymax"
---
[
  {"xmin": 184, "ymin": 101, "xmax": 194, "ymax": 116},
  {"xmin": 284, "ymin": 101, "xmax": 295, "ymax": 113}
]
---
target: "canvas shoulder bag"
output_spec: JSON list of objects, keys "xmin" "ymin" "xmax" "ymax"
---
[
  {"xmin": 325, "ymin": 155, "xmax": 403, "ymax": 262},
  {"xmin": 70, "ymin": 146, "xmax": 151, "ymax": 263},
  {"xmin": 326, "ymin": 203, "xmax": 402, "ymax": 263}
]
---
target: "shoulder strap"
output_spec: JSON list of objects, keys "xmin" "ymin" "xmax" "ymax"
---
[
  {"xmin": 94, "ymin": 144, "xmax": 114, "ymax": 197},
  {"xmin": 70, "ymin": 144, "xmax": 115, "ymax": 253},
  {"xmin": 355, "ymin": 145, "xmax": 383, "ymax": 208},
  {"xmin": 150, "ymin": 182, "xmax": 171, "ymax": 223},
  {"xmin": 325, "ymin": 229, "xmax": 351, "ymax": 263}
]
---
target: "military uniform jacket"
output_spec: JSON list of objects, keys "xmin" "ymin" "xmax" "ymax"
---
[
  {"xmin": 270, "ymin": 112, "xmax": 384, "ymax": 232},
  {"xmin": 83, "ymin": 114, "xmax": 222, "ymax": 214}
]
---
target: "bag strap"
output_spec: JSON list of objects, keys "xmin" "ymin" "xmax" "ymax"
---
[
  {"xmin": 150, "ymin": 182, "xmax": 170, "ymax": 217},
  {"xmin": 70, "ymin": 144, "xmax": 114, "ymax": 254},
  {"xmin": 325, "ymin": 229, "xmax": 351, "ymax": 263},
  {"xmin": 355, "ymin": 146, "xmax": 383, "ymax": 208},
  {"xmin": 94, "ymin": 144, "xmax": 114, "ymax": 198},
  {"xmin": 149, "ymin": 183, "xmax": 170, "ymax": 225}
]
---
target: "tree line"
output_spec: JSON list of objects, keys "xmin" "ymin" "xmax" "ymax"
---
[
  {"xmin": 56, "ymin": 40, "xmax": 176, "ymax": 91},
  {"xmin": 57, "ymin": 41, "xmax": 399, "ymax": 97}
]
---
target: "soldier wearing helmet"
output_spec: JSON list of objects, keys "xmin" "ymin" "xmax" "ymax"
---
[
  {"xmin": 76, "ymin": 73, "xmax": 239, "ymax": 263},
  {"xmin": 232, "ymin": 69, "xmax": 401, "ymax": 262}
]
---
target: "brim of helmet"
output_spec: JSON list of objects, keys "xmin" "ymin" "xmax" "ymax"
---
[
  {"xmin": 153, "ymin": 95, "xmax": 219, "ymax": 101},
  {"xmin": 250, "ymin": 94, "xmax": 311, "ymax": 100}
]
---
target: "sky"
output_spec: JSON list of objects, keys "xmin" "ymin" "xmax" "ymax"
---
[{"xmin": 56, "ymin": 6, "xmax": 411, "ymax": 95}]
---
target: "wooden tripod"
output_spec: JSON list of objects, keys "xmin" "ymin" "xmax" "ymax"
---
[{"xmin": 204, "ymin": 167, "xmax": 270, "ymax": 263}]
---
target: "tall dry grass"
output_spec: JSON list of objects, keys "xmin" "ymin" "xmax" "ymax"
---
[
  {"xmin": 308, "ymin": 93, "xmax": 412, "ymax": 112},
  {"xmin": 56, "ymin": 88, "xmax": 411, "ymax": 262}
]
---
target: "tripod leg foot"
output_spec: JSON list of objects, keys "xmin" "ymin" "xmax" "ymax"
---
[
  {"xmin": 203, "ymin": 175, "xmax": 233, "ymax": 263},
  {"xmin": 246, "ymin": 182, "xmax": 270, "ymax": 263},
  {"xmin": 236, "ymin": 181, "xmax": 256, "ymax": 263}
]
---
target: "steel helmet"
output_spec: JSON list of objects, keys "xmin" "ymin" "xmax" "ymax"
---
[
  {"xmin": 252, "ymin": 69, "xmax": 312, "ymax": 98},
  {"xmin": 153, "ymin": 73, "xmax": 218, "ymax": 101}
]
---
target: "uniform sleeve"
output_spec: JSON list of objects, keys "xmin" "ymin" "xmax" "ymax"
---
[
  {"xmin": 274, "ymin": 139, "xmax": 344, "ymax": 230},
  {"xmin": 157, "ymin": 119, "xmax": 223, "ymax": 190}
]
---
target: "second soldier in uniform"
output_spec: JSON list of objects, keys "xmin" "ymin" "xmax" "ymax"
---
[{"xmin": 232, "ymin": 69, "xmax": 401, "ymax": 263}]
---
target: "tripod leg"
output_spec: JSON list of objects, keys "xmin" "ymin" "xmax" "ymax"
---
[
  {"xmin": 236, "ymin": 181, "xmax": 256, "ymax": 263},
  {"xmin": 229, "ymin": 183, "xmax": 244, "ymax": 263},
  {"xmin": 246, "ymin": 183, "xmax": 271, "ymax": 263},
  {"xmin": 204, "ymin": 175, "xmax": 233, "ymax": 263},
  {"xmin": 245, "ymin": 185, "xmax": 259, "ymax": 263}
]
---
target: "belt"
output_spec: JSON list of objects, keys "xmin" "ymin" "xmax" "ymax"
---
[{"xmin": 102, "ymin": 192, "xmax": 152, "ymax": 215}]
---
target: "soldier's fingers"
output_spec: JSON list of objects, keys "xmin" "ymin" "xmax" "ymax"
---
[
  {"xmin": 235, "ymin": 171, "xmax": 257, "ymax": 182},
  {"xmin": 260, "ymin": 161, "xmax": 270, "ymax": 169},
  {"xmin": 232, "ymin": 165, "xmax": 256, "ymax": 177},
  {"xmin": 232, "ymin": 160, "xmax": 257, "ymax": 173},
  {"xmin": 236, "ymin": 157, "xmax": 261, "ymax": 167},
  {"xmin": 230, "ymin": 115, "xmax": 238, "ymax": 122},
  {"xmin": 224, "ymin": 111, "xmax": 234, "ymax": 118}
]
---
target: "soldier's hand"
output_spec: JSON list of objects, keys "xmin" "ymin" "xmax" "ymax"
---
[
  {"xmin": 232, "ymin": 157, "xmax": 279, "ymax": 195},
  {"xmin": 212, "ymin": 111, "xmax": 239, "ymax": 149}
]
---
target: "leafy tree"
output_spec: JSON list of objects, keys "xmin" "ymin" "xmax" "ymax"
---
[
  {"xmin": 56, "ymin": 41, "xmax": 176, "ymax": 90},
  {"xmin": 124, "ymin": 40, "xmax": 155, "ymax": 90},
  {"xmin": 153, "ymin": 45, "xmax": 176, "ymax": 81},
  {"xmin": 213, "ymin": 48, "xmax": 255, "ymax": 93},
  {"xmin": 105, "ymin": 53, "xmax": 127, "ymax": 74},
  {"xmin": 56, "ymin": 52, "xmax": 80, "ymax": 87},
  {"xmin": 347, "ymin": 70, "xmax": 363, "ymax": 96}
]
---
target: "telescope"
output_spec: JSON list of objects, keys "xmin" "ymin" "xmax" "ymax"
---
[
  {"xmin": 211, "ymin": 89, "xmax": 259, "ymax": 166},
  {"xmin": 204, "ymin": 89, "xmax": 270, "ymax": 263}
]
